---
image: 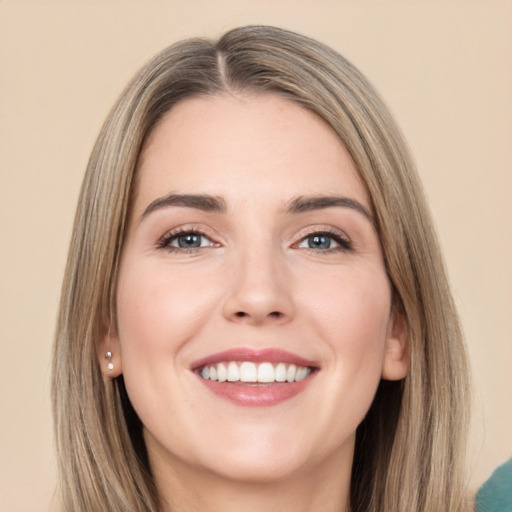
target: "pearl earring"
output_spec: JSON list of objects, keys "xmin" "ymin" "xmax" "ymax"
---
[{"xmin": 105, "ymin": 351, "xmax": 114, "ymax": 371}]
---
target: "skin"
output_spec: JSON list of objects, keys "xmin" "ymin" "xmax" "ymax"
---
[{"xmin": 100, "ymin": 93, "xmax": 408, "ymax": 512}]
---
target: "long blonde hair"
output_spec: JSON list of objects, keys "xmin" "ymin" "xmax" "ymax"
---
[{"xmin": 52, "ymin": 25, "xmax": 471, "ymax": 511}]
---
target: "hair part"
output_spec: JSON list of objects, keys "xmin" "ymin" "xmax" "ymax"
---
[{"xmin": 52, "ymin": 25, "xmax": 471, "ymax": 512}]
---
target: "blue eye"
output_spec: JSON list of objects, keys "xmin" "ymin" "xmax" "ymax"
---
[
  {"xmin": 297, "ymin": 232, "xmax": 351, "ymax": 251},
  {"xmin": 306, "ymin": 235, "xmax": 332, "ymax": 250},
  {"xmin": 173, "ymin": 233, "xmax": 204, "ymax": 248},
  {"xmin": 158, "ymin": 230, "xmax": 215, "ymax": 251}
]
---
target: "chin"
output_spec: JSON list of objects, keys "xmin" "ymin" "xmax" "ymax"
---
[
  {"xmin": 195, "ymin": 426, "xmax": 353, "ymax": 486},
  {"xmin": 202, "ymin": 451, "xmax": 308, "ymax": 484}
]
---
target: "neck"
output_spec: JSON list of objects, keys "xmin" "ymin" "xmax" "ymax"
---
[{"xmin": 150, "ymin": 447, "xmax": 353, "ymax": 512}]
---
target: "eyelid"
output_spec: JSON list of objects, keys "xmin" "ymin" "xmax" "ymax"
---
[
  {"xmin": 156, "ymin": 225, "xmax": 220, "ymax": 251},
  {"xmin": 292, "ymin": 227, "xmax": 353, "ymax": 251},
  {"xmin": 154, "ymin": 224, "xmax": 352, "ymax": 253}
]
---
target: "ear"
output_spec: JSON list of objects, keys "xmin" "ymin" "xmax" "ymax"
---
[
  {"xmin": 97, "ymin": 322, "xmax": 123, "ymax": 378},
  {"xmin": 381, "ymin": 307, "xmax": 409, "ymax": 381}
]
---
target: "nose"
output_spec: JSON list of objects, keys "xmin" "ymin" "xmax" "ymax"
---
[{"xmin": 222, "ymin": 247, "xmax": 295, "ymax": 326}]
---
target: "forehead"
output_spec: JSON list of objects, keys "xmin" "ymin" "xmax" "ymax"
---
[{"xmin": 134, "ymin": 93, "xmax": 370, "ymax": 214}]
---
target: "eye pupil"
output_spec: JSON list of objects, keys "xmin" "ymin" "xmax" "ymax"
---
[
  {"xmin": 178, "ymin": 234, "xmax": 201, "ymax": 248},
  {"xmin": 309, "ymin": 235, "xmax": 331, "ymax": 249}
]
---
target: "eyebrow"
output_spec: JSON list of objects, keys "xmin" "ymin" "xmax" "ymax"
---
[
  {"xmin": 141, "ymin": 193, "xmax": 227, "ymax": 220},
  {"xmin": 140, "ymin": 192, "xmax": 373, "ymax": 224},
  {"xmin": 286, "ymin": 195, "xmax": 374, "ymax": 223}
]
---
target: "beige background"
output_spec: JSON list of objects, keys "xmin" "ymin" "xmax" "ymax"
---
[{"xmin": 1, "ymin": 1, "xmax": 511, "ymax": 511}]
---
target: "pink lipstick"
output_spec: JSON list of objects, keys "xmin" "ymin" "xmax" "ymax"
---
[{"xmin": 191, "ymin": 348, "xmax": 318, "ymax": 407}]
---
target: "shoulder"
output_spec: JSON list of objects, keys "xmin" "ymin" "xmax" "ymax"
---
[{"xmin": 475, "ymin": 458, "xmax": 512, "ymax": 512}]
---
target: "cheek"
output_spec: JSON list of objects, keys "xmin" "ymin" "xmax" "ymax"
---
[
  {"xmin": 303, "ymin": 268, "xmax": 391, "ymax": 373},
  {"xmin": 115, "ymin": 261, "xmax": 219, "ymax": 368},
  {"xmin": 114, "ymin": 261, "xmax": 224, "ymax": 442},
  {"xmin": 309, "ymin": 272, "xmax": 391, "ymax": 344},
  {"xmin": 279, "ymin": 269, "xmax": 393, "ymax": 458}
]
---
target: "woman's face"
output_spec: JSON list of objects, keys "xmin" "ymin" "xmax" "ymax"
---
[{"xmin": 103, "ymin": 93, "xmax": 408, "ymax": 484}]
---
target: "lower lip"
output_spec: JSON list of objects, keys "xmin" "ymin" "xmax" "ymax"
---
[{"xmin": 196, "ymin": 375, "xmax": 316, "ymax": 407}]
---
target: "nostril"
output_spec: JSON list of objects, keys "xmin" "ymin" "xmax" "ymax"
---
[{"xmin": 234, "ymin": 311, "xmax": 282, "ymax": 319}]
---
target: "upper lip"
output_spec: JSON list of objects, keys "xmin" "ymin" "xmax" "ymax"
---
[{"xmin": 190, "ymin": 347, "xmax": 319, "ymax": 371}]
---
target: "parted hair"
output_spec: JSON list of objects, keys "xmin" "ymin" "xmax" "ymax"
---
[{"xmin": 52, "ymin": 25, "xmax": 471, "ymax": 512}]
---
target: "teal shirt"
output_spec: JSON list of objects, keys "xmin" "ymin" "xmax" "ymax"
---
[{"xmin": 475, "ymin": 458, "xmax": 512, "ymax": 512}]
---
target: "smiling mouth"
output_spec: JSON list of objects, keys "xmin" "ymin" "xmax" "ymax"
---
[
  {"xmin": 198, "ymin": 361, "xmax": 313, "ymax": 384},
  {"xmin": 191, "ymin": 348, "xmax": 318, "ymax": 406}
]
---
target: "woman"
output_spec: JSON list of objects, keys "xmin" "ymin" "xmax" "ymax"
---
[{"xmin": 52, "ymin": 25, "xmax": 472, "ymax": 512}]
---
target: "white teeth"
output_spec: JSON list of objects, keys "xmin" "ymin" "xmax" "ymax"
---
[
  {"xmin": 275, "ymin": 363, "xmax": 287, "ymax": 382},
  {"xmin": 295, "ymin": 366, "xmax": 310, "ymax": 382},
  {"xmin": 227, "ymin": 361, "xmax": 239, "ymax": 381},
  {"xmin": 240, "ymin": 362, "xmax": 258, "ymax": 382},
  {"xmin": 257, "ymin": 362, "xmax": 275, "ymax": 383},
  {"xmin": 200, "ymin": 361, "xmax": 312, "ymax": 384},
  {"xmin": 217, "ymin": 362, "xmax": 227, "ymax": 382},
  {"xmin": 286, "ymin": 364, "xmax": 297, "ymax": 383}
]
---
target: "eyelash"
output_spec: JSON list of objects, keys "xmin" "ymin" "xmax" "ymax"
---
[
  {"xmin": 156, "ymin": 228, "xmax": 217, "ymax": 253},
  {"xmin": 295, "ymin": 229, "xmax": 352, "ymax": 253},
  {"xmin": 156, "ymin": 228, "xmax": 352, "ymax": 253}
]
